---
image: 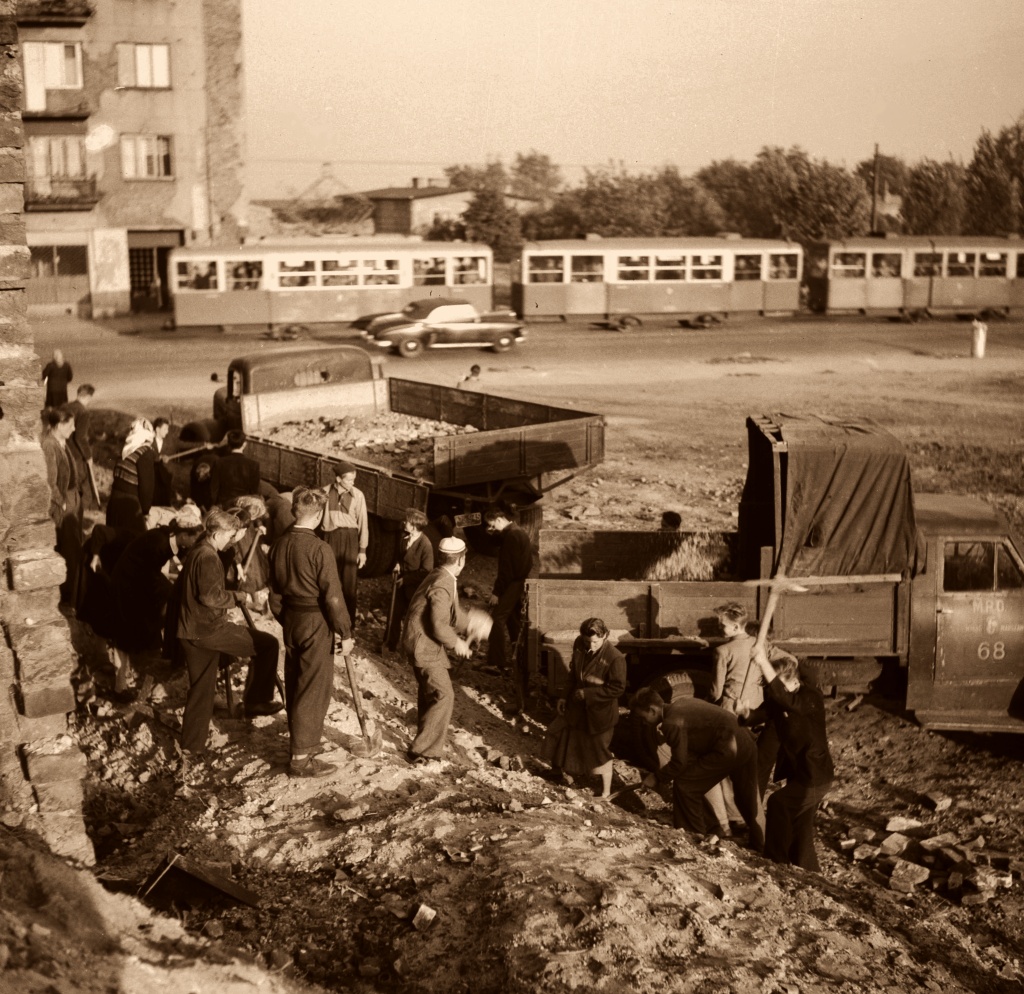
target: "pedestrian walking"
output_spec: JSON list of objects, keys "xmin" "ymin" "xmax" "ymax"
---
[
  {"xmin": 41, "ymin": 349, "xmax": 73, "ymax": 408},
  {"xmin": 402, "ymin": 536, "xmax": 473, "ymax": 765},
  {"xmin": 107, "ymin": 417, "xmax": 158, "ymax": 533},
  {"xmin": 318, "ymin": 462, "xmax": 368, "ymax": 625},
  {"xmin": 41, "ymin": 405, "xmax": 82, "ymax": 607},
  {"xmin": 268, "ymin": 487, "xmax": 354, "ymax": 778}
]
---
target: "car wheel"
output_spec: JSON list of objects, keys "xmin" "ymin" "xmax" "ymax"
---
[
  {"xmin": 398, "ymin": 338, "xmax": 423, "ymax": 357},
  {"xmin": 491, "ymin": 334, "xmax": 516, "ymax": 353}
]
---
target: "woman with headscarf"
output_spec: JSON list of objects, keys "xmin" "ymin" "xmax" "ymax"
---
[
  {"xmin": 106, "ymin": 417, "xmax": 157, "ymax": 533},
  {"xmin": 546, "ymin": 617, "xmax": 627, "ymax": 798},
  {"xmin": 41, "ymin": 405, "xmax": 82, "ymax": 607}
]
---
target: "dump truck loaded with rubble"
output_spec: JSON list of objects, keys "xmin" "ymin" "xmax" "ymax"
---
[
  {"xmin": 181, "ymin": 345, "xmax": 604, "ymax": 574},
  {"xmin": 528, "ymin": 413, "xmax": 1024, "ymax": 734}
]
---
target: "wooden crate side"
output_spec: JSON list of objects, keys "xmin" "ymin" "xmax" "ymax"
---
[{"xmin": 773, "ymin": 583, "xmax": 899, "ymax": 654}]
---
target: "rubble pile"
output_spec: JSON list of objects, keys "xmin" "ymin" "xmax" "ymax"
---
[{"xmin": 265, "ymin": 412, "xmax": 478, "ymax": 477}]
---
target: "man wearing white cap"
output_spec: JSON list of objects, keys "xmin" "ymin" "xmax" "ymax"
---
[{"xmin": 402, "ymin": 535, "xmax": 473, "ymax": 764}]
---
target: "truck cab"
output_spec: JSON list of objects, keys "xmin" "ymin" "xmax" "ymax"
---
[{"xmin": 907, "ymin": 494, "xmax": 1024, "ymax": 732}]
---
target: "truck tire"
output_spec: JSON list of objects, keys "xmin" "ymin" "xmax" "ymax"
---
[
  {"xmin": 800, "ymin": 657, "xmax": 883, "ymax": 694},
  {"xmin": 361, "ymin": 515, "xmax": 400, "ymax": 578}
]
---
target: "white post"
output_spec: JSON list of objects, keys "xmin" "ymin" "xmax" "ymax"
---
[{"xmin": 971, "ymin": 318, "xmax": 987, "ymax": 359}]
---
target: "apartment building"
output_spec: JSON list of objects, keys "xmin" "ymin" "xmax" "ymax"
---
[{"xmin": 17, "ymin": 0, "xmax": 246, "ymax": 317}]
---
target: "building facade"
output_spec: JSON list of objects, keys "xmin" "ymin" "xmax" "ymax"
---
[{"xmin": 17, "ymin": 0, "xmax": 246, "ymax": 317}]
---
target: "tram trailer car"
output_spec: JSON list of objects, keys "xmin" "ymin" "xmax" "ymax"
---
[
  {"xmin": 511, "ymin": 237, "xmax": 802, "ymax": 328},
  {"xmin": 169, "ymin": 240, "xmax": 495, "ymax": 332},
  {"xmin": 527, "ymin": 414, "xmax": 1024, "ymax": 734},
  {"xmin": 806, "ymin": 235, "xmax": 1024, "ymax": 319}
]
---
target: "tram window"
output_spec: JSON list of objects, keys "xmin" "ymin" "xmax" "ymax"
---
[
  {"xmin": 617, "ymin": 255, "xmax": 651, "ymax": 281},
  {"xmin": 946, "ymin": 252, "xmax": 976, "ymax": 277},
  {"xmin": 278, "ymin": 260, "xmax": 316, "ymax": 287},
  {"xmin": 413, "ymin": 257, "xmax": 446, "ymax": 285},
  {"xmin": 769, "ymin": 253, "xmax": 799, "ymax": 280},
  {"xmin": 979, "ymin": 253, "xmax": 1007, "ymax": 277},
  {"xmin": 997, "ymin": 545, "xmax": 1024, "ymax": 590},
  {"xmin": 570, "ymin": 255, "xmax": 604, "ymax": 283},
  {"xmin": 943, "ymin": 541, "xmax": 994, "ymax": 592},
  {"xmin": 690, "ymin": 254, "xmax": 722, "ymax": 280},
  {"xmin": 229, "ymin": 261, "xmax": 262, "ymax": 291},
  {"xmin": 527, "ymin": 255, "xmax": 564, "ymax": 283},
  {"xmin": 1017, "ymin": 255, "xmax": 1024, "ymax": 278},
  {"xmin": 734, "ymin": 254, "xmax": 762, "ymax": 280},
  {"xmin": 913, "ymin": 253, "xmax": 942, "ymax": 277},
  {"xmin": 830, "ymin": 253, "xmax": 866, "ymax": 279},
  {"xmin": 176, "ymin": 260, "xmax": 218, "ymax": 291},
  {"xmin": 454, "ymin": 256, "xmax": 487, "ymax": 284},
  {"xmin": 871, "ymin": 253, "xmax": 902, "ymax": 278},
  {"xmin": 364, "ymin": 258, "xmax": 400, "ymax": 285},
  {"xmin": 654, "ymin": 254, "xmax": 685, "ymax": 281},
  {"xmin": 322, "ymin": 259, "xmax": 358, "ymax": 286}
]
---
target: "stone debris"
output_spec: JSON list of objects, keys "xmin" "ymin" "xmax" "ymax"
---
[
  {"xmin": 924, "ymin": 791, "xmax": 953, "ymax": 812},
  {"xmin": 886, "ymin": 815, "xmax": 924, "ymax": 832}
]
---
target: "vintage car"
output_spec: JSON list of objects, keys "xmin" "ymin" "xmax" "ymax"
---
[{"xmin": 358, "ymin": 298, "xmax": 526, "ymax": 356}]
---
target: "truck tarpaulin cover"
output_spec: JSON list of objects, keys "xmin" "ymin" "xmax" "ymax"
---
[{"xmin": 746, "ymin": 414, "xmax": 917, "ymax": 577}]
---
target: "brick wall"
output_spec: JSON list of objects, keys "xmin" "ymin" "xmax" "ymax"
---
[{"xmin": 0, "ymin": 0, "xmax": 93, "ymax": 865}]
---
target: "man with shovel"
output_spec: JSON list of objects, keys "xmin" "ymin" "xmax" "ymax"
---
[{"xmin": 269, "ymin": 487, "xmax": 354, "ymax": 778}]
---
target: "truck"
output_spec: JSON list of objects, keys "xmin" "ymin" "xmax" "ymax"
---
[
  {"xmin": 180, "ymin": 345, "xmax": 605, "ymax": 574},
  {"xmin": 527, "ymin": 413, "xmax": 1024, "ymax": 734}
]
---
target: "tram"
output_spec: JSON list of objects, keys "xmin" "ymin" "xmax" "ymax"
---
[
  {"xmin": 169, "ymin": 239, "xmax": 494, "ymax": 330},
  {"xmin": 806, "ymin": 236, "xmax": 1024, "ymax": 318},
  {"xmin": 511, "ymin": 237, "xmax": 803, "ymax": 327}
]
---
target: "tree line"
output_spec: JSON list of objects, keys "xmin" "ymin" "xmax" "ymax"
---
[{"xmin": 430, "ymin": 113, "xmax": 1024, "ymax": 261}]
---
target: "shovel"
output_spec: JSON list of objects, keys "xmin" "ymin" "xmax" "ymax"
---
[
  {"xmin": 607, "ymin": 780, "xmax": 649, "ymax": 814},
  {"xmin": 381, "ymin": 570, "xmax": 400, "ymax": 654},
  {"xmin": 342, "ymin": 650, "xmax": 383, "ymax": 758}
]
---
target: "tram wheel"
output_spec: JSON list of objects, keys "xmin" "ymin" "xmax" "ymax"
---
[{"xmin": 616, "ymin": 315, "xmax": 641, "ymax": 331}]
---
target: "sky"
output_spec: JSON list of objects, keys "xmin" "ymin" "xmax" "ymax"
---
[{"xmin": 242, "ymin": 0, "xmax": 1024, "ymax": 199}]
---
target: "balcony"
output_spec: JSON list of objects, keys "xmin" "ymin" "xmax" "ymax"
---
[
  {"xmin": 25, "ymin": 175, "xmax": 100, "ymax": 212},
  {"xmin": 16, "ymin": 1, "xmax": 94, "ymax": 27}
]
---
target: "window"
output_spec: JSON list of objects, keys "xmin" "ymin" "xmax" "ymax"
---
[
  {"xmin": 871, "ymin": 253, "xmax": 902, "ymax": 278},
  {"xmin": 116, "ymin": 43, "xmax": 171, "ymax": 88},
  {"xmin": 689, "ymin": 254, "xmax": 722, "ymax": 280},
  {"xmin": 943, "ymin": 541, "xmax": 995, "ymax": 592},
  {"xmin": 946, "ymin": 252, "xmax": 976, "ymax": 277},
  {"xmin": 413, "ymin": 257, "xmax": 446, "ymax": 285},
  {"xmin": 654, "ymin": 254, "xmax": 685, "ymax": 281},
  {"xmin": 830, "ymin": 252, "xmax": 866, "ymax": 279},
  {"xmin": 570, "ymin": 255, "xmax": 604, "ymax": 283},
  {"xmin": 229, "ymin": 261, "xmax": 262, "ymax": 291},
  {"xmin": 979, "ymin": 252, "xmax": 1007, "ymax": 278},
  {"xmin": 30, "ymin": 245, "xmax": 87, "ymax": 278},
  {"xmin": 453, "ymin": 256, "xmax": 487, "ymax": 284},
  {"xmin": 616, "ymin": 255, "xmax": 650, "ymax": 281},
  {"xmin": 769, "ymin": 253, "xmax": 799, "ymax": 280},
  {"xmin": 1017, "ymin": 254, "xmax": 1024, "ymax": 279},
  {"xmin": 913, "ymin": 252, "xmax": 942, "ymax": 277},
  {"xmin": 527, "ymin": 255, "xmax": 563, "ymax": 283},
  {"xmin": 121, "ymin": 134, "xmax": 173, "ymax": 179},
  {"xmin": 28, "ymin": 136, "xmax": 86, "ymax": 179},
  {"xmin": 175, "ymin": 260, "xmax": 218, "ymax": 290},
  {"xmin": 734, "ymin": 254, "xmax": 762, "ymax": 280},
  {"xmin": 322, "ymin": 259, "xmax": 358, "ymax": 286},
  {"xmin": 278, "ymin": 259, "xmax": 316, "ymax": 288},
  {"xmin": 997, "ymin": 545, "xmax": 1024, "ymax": 590},
  {"xmin": 363, "ymin": 258, "xmax": 400, "ymax": 286},
  {"xmin": 22, "ymin": 41, "xmax": 83, "ymax": 109}
]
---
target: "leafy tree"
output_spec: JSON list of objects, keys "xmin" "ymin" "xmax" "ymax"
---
[
  {"xmin": 965, "ymin": 116, "xmax": 1024, "ymax": 236},
  {"xmin": 900, "ymin": 159, "xmax": 967, "ymax": 235},
  {"xmin": 443, "ymin": 160, "xmax": 508, "ymax": 193},
  {"xmin": 694, "ymin": 159, "xmax": 757, "ymax": 235},
  {"xmin": 657, "ymin": 167, "xmax": 728, "ymax": 236},
  {"xmin": 510, "ymin": 150, "xmax": 562, "ymax": 206},
  {"xmin": 424, "ymin": 216, "xmax": 466, "ymax": 242},
  {"xmin": 854, "ymin": 153, "xmax": 910, "ymax": 197},
  {"xmin": 461, "ymin": 188, "xmax": 522, "ymax": 262}
]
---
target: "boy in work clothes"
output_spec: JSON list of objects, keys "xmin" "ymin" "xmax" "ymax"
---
[
  {"xmin": 319, "ymin": 461, "xmax": 368, "ymax": 626},
  {"xmin": 269, "ymin": 487, "xmax": 354, "ymax": 778},
  {"xmin": 403, "ymin": 537, "xmax": 473, "ymax": 765},
  {"xmin": 484, "ymin": 504, "xmax": 533, "ymax": 678},
  {"xmin": 385, "ymin": 507, "xmax": 434, "ymax": 652}
]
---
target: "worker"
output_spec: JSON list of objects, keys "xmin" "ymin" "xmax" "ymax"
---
[
  {"xmin": 66, "ymin": 384, "xmax": 96, "ymax": 508},
  {"xmin": 750, "ymin": 647, "xmax": 834, "ymax": 871},
  {"xmin": 385, "ymin": 507, "xmax": 434, "ymax": 652},
  {"xmin": 483, "ymin": 503, "xmax": 533, "ymax": 686},
  {"xmin": 177, "ymin": 509, "xmax": 283, "ymax": 778},
  {"xmin": 318, "ymin": 461, "xmax": 368, "ymax": 626},
  {"xmin": 269, "ymin": 487, "xmax": 354, "ymax": 779},
  {"xmin": 402, "ymin": 536, "xmax": 473, "ymax": 766},
  {"xmin": 41, "ymin": 405, "xmax": 82, "ymax": 608},
  {"xmin": 209, "ymin": 429, "xmax": 261, "ymax": 507},
  {"xmin": 630, "ymin": 689, "xmax": 765, "ymax": 850},
  {"xmin": 107, "ymin": 418, "xmax": 157, "ymax": 533},
  {"xmin": 152, "ymin": 416, "xmax": 175, "ymax": 506}
]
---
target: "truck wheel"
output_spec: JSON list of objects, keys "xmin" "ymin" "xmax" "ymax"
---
[
  {"xmin": 361, "ymin": 515, "xmax": 400, "ymax": 578},
  {"xmin": 491, "ymin": 334, "xmax": 516, "ymax": 353},
  {"xmin": 399, "ymin": 338, "xmax": 423, "ymax": 357}
]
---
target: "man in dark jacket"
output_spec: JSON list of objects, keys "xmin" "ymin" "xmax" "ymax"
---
[
  {"xmin": 210, "ymin": 429, "xmax": 261, "ymax": 507},
  {"xmin": 402, "ymin": 537, "xmax": 472, "ymax": 764},
  {"xmin": 631, "ymin": 689, "xmax": 765, "ymax": 851},
  {"xmin": 178, "ymin": 509, "xmax": 282, "ymax": 770},
  {"xmin": 66, "ymin": 383, "xmax": 95, "ymax": 507},
  {"xmin": 269, "ymin": 487, "xmax": 354, "ymax": 779},
  {"xmin": 385, "ymin": 507, "xmax": 433, "ymax": 652},
  {"xmin": 484, "ymin": 504, "xmax": 533, "ymax": 678}
]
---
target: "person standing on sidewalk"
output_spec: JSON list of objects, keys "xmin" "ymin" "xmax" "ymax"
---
[
  {"xmin": 41, "ymin": 349, "xmax": 73, "ymax": 408},
  {"xmin": 319, "ymin": 462, "xmax": 368, "ymax": 626},
  {"xmin": 269, "ymin": 487, "xmax": 354, "ymax": 778}
]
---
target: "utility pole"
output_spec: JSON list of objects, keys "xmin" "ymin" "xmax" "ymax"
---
[{"xmin": 870, "ymin": 143, "xmax": 880, "ymax": 233}]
